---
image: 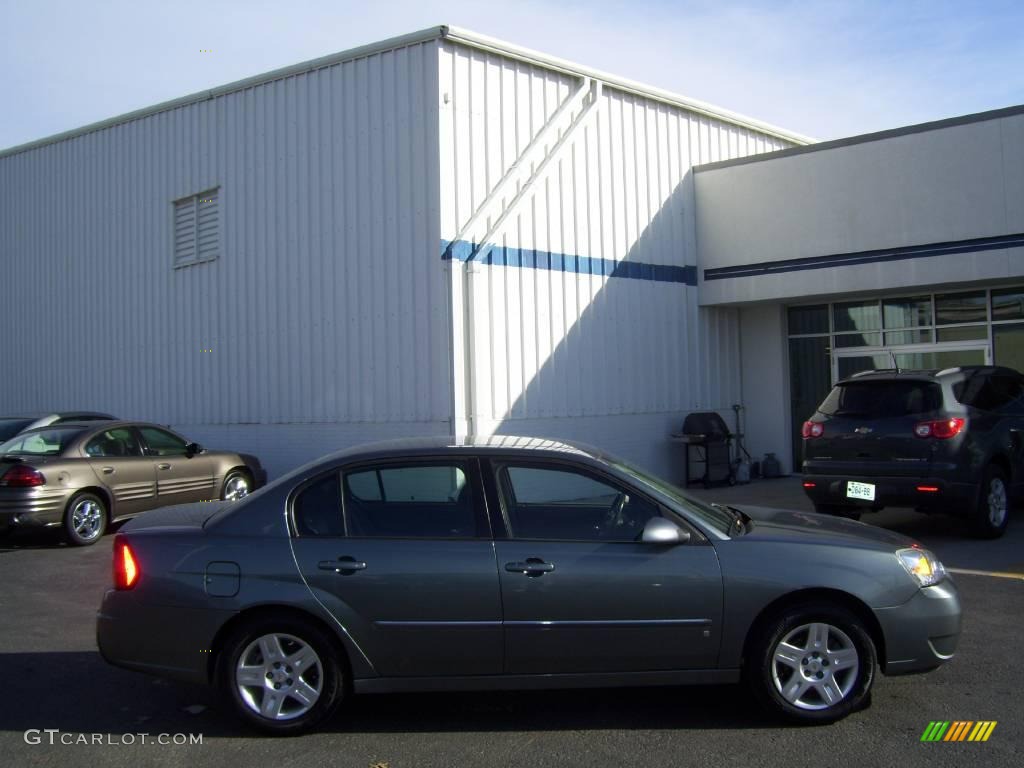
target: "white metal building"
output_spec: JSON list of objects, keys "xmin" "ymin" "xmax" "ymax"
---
[{"xmin": 0, "ymin": 25, "xmax": 805, "ymax": 480}]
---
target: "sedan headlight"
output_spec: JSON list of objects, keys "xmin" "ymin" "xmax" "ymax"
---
[{"xmin": 896, "ymin": 547, "xmax": 946, "ymax": 587}]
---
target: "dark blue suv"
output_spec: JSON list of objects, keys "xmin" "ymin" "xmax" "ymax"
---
[{"xmin": 801, "ymin": 365, "xmax": 1024, "ymax": 538}]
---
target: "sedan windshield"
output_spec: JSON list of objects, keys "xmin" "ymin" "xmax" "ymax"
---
[
  {"xmin": 606, "ymin": 457, "xmax": 735, "ymax": 535},
  {"xmin": 0, "ymin": 427, "xmax": 84, "ymax": 456}
]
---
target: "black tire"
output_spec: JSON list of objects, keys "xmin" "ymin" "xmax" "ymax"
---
[
  {"xmin": 221, "ymin": 469, "xmax": 253, "ymax": 501},
  {"xmin": 969, "ymin": 465, "xmax": 1010, "ymax": 539},
  {"xmin": 218, "ymin": 616, "xmax": 345, "ymax": 735},
  {"xmin": 812, "ymin": 503, "xmax": 861, "ymax": 521},
  {"xmin": 63, "ymin": 492, "xmax": 108, "ymax": 546},
  {"xmin": 746, "ymin": 601, "xmax": 876, "ymax": 724}
]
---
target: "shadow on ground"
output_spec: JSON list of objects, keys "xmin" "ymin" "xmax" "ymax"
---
[{"xmin": 0, "ymin": 650, "xmax": 787, "ymax": 738}]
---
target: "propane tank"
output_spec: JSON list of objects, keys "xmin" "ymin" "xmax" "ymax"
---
[{"xmin": 762, "ymin": 452, "xmax": 781, "ymax": 478}]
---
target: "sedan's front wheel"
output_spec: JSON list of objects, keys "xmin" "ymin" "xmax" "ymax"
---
[
  {"xmin": 219, "ymin": 616, "xmax": 345, "ymax": 735},
  {"xmin": 747, "ymin": 602, "xmax": 876, "ymax": 723},
  {"xmin": 221, "ymin": 470, "xmax": 252, "ymax": 501}
]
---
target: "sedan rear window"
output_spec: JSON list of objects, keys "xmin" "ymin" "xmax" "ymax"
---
[
  {"xmin": 0, "ymin": 427, "xmax": 84, "ymax": 455},
  {"xmin": 818, "ymin": 381, "xmax": 942, "ymax": 418}
]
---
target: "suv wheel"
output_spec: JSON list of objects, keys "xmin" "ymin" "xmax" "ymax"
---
[{"xmin": 970, "ymin": 465, "xmax": 1010, "ymax": 539}]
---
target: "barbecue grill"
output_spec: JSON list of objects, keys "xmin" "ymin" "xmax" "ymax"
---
[{"xmin": 671, "ymin": 412, "xmax": 735, "ymax": 487}]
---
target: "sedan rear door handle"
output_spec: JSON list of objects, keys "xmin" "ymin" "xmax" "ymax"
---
[
  {"xmin": 318, "ymin": 557, "xmax": 367, "ymax": 574},
  {"xmin": 101, "ymin": 467, "xmax": 115, "ymax": 474},
  {"xmin": 505, "ymin": 559, "xmax": 555, "ymax": 576},
  {"xmin": 157, "ymin": 463, "xmax": 171, "ymax": 470}
]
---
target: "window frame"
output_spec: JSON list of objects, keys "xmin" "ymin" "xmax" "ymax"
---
[
  {"xmin": 489, "ymin": 457, "xmax": 690, "ymax": 544},
  {"xmin": 333, "ymin": 456, "xmax": 491, "ymax": 541}
]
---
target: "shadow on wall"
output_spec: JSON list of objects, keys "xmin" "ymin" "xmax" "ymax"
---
[{"xmin": 463, "ymin": 171, "xmax": 742, "ymax": 482}]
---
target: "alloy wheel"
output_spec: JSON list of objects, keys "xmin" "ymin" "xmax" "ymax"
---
[
  {"xmin": 72, "ymin": 499, "xmax": 104, "ymax": 541},
  {"xmin": 235, "ymin": 633, "xmax": 324, "ymax": 721},
  {"xmin": 987, "ymin": 477, "xmax": 1008, "ymax": 528},
  {"xmin": 224, "ymin": 475, "xmax": 251, "ymax": 501},
  {"xmin": 770, "ymin": 622, "xmax": 860, "ymax": 710}
]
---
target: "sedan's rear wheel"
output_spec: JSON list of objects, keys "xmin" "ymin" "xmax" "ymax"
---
[
  {"xmin": 63, "ymin": 492, "xmax": 107, "ymax": 546},
  {"xmin": 747, "ymin": 602, "xmax": 876, "ymax": 723},
  {"xmin": 220, "ymin": 616, "xmax": 345, "ymax": 735}
]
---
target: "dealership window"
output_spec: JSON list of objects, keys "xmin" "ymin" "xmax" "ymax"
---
[
  {"xmin": 786, "ymin": 286, "xmax": 1024, "ymax": 469},
  {"xmin": 173, "ymin": 187, "xmax": 220, "ymax": 267}
]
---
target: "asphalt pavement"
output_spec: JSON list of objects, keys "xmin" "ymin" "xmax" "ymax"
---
[{"xmin": 0, "ymin": 477, "xmax": 1020, "ymax": 768}]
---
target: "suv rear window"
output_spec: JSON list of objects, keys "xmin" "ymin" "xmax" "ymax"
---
[{"xmin": 818, "ymin": 381, "xmax": 942, "ymax": 418}]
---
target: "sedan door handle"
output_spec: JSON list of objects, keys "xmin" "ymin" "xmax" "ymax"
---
[
  {"xmin": 505, "ymin": 559, "xmax": 555, "ymax": 577},
  {"xmin": 101, "ymin": 467, "xmax": 115, "ymax": 475},
  {"xmin": 318, "ymin": 557, "xmax": 367, "ymax": 574},
  {"xmin": 157, "ymin": 463, "xmax": 171, "ymax": 470}
]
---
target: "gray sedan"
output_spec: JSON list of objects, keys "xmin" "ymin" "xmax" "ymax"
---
[{"xmin": 97, "ymin": 437, "xmax": 961, "ymax": 735}]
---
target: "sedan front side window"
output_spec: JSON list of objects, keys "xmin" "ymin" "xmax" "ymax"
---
[{"xmin": 498, "ymin": 464, "xmax": 661, "ymax": 542}]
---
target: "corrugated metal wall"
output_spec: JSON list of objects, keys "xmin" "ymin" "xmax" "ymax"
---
[
  {"xmin": 0, "ymin": 41, "xmax": 449, "ymax": 431},
  {"xmin": 438, "ymin": 40, "xmax": 791, "ymax": 435}
]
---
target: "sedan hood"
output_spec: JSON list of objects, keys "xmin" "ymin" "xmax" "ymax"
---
[{"xmin": 734, "ymin": 504, "xmax": 918, "ymax": 551}]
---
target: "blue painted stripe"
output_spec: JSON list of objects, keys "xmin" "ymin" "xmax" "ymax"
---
[
  {"xmin": 441, "ymin": 239, "xmax": 697, "ymax": 286},
  {"xmin": 704, "ymin": 232, "xmax": 1024, "ymax": 281}
]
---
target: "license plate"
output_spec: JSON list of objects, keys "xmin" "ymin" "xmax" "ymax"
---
[{"xmin": 846, "ymin": 481, "xmax": 875, "ymax": 501}]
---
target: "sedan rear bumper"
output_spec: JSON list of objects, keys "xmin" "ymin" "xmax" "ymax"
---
[
  {"xmin": 0, "ymin": 487, "xmax": 72, "ymax": 528},
  {"xmin": 875, "ymin": 579, "xmax": 961, "ymax": 675},
  {"xmin": 97, "ymin": 588, "xmax": 235, "ymax": 686},
  {"xmin": 802, "ymin": 474, "xmax": 975, "ymax": 512}
]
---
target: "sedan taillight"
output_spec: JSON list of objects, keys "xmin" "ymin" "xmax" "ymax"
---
[
  {"xmin": 801, "ymin": 421, "xmax": 824, "ymax": 439},
  {"xmin": 0, "ymin": 465, "xmax": 46, "ymax": 487},
  {"xmin": 914, "ymin": 417, "xmax": 965, "ymax": 439},
  {"xmin": 114, "ymin": 538, "xmax": 140, "ymax": 590}
]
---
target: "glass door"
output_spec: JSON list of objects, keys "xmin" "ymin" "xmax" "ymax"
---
[{"xmin": 832, "ymin": 342, "xmax": 991, "ymax": 383}]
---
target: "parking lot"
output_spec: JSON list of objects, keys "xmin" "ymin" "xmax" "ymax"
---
[{"xmin": 1, "ymin": 477, "xmax": 1021, "ymax": 768}]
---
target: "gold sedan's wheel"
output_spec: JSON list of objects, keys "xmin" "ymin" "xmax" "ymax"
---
[{"xmin": 64, "ymin": 493, "xmax": 107, "ymax": 546}]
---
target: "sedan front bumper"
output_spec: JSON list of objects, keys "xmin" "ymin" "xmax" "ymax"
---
[{"xmin": 875, "ymin": 579, "xmax": 961, "ymax": 675}]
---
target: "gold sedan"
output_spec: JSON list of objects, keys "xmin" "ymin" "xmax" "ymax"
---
[{"xmin": 0, "ymin": 421, "xmax": 265, "ymax": 545}]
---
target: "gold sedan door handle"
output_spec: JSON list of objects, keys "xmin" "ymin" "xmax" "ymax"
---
[{"xmin": 157, "ymin": 463, "xmax": 171, "ymax": 470}]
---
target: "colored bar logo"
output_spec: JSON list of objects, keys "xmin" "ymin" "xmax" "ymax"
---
[{"xmin": 921, "ymin": 721, "xmax": 997, "ymax": 742}]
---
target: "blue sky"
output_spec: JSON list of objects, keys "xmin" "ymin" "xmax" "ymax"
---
[{"xmin": 2, "ymin": 0, "xmax": 1023, "ymax": 150}]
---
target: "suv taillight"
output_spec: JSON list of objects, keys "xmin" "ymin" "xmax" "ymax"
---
[
  {"xmin": 114, "ymin": 538, "xmax": 140, "ymax": 590},
  {"xmin": 0, "ymin": 465, "xmax": 45, "ymax": 487},
  {"xmin": 801, "ymin": 421, "xmax": 824, "ymax": 439},
  {"xmin": 914, "ymin": 417, "xmax": 966, "ymax": 439}
]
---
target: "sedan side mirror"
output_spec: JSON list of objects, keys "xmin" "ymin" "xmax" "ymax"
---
[
  {"xmin": 185, "ymin": 442, "xmax": 202, "ymax": 457},
  {"xmin": 641, "ymin": 517, "xmax": 691, "ymax": 544}
]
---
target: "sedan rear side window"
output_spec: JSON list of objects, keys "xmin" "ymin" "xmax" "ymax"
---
[
  {"xmin": 818, "ymin": 381, "xmax": 941, "ymax": 418},
  {"xmin": 293, "ymin": 473, "xmax": 344, "ymax": 537},
  {"xmin": 499, "ymin": 464, "xmax": 661, "ymax": 542},
  {"xmin": 342, "ymin": 463, "xmax": 482, "ymax": 539},
  {"xmin": 85, "ymin": 428, "xmax": 142, "ymax": 458}
]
